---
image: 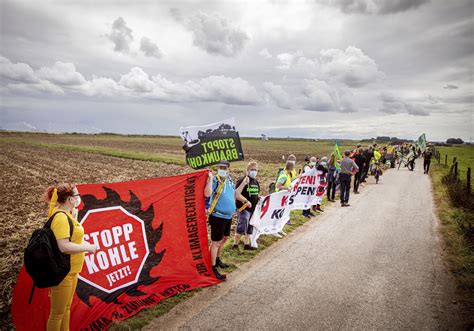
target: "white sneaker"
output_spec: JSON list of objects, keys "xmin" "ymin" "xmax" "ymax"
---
[
  {"xmin": 273, "ymin": 233, "xmax": 283, "ymax": 238},
  {"xmin": 279, "ymin": 231, "xmax": 287, "ymax": 236}
]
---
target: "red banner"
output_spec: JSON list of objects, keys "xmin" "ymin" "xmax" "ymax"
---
[{"xmin": 12, "ymin": 170, "xmax": 220, "ymax": 330}]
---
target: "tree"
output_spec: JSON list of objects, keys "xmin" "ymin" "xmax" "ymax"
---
[{"xmin": 446, "ymin": 138, "xmax": 464, "ymax": 144}]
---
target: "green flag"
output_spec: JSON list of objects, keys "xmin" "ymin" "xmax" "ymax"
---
[
  {"xmin": 416, "ymin": 133, "xmax": 427, "ymax": 152},
  {"xmin": 334, "ymin": 142, "xmax": 342, "ymax": 169}
]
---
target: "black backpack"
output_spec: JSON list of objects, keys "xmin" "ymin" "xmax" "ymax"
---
[{"xmin": 24, "ymin": 211, "xmax": 74, "ymax": 302}]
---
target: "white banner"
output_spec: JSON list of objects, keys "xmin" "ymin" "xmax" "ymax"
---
[
  {"xmin": 290, "ymin": 168, "xmax": 323, "ymax": 209},
  {"xmin": 250, "ymin": 167, "xmax": 328, "ymax": 247},
  {"xmin": 250, "ymin": 190, "xmax": 291, "ymax": 247},
  {"xmin": 311, "ymin": 169, "xmax": 327, "ymax": 206}
]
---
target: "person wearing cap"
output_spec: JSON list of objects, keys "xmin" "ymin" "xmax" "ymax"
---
[
  {"xmin": 340, "ymin": 150, "xmax": 359, "ymax": 207},
  {"xmin": 206, "ymin": 160, "xmax": 246, "ymax": 281}
]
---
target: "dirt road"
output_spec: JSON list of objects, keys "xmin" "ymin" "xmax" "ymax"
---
[{"xmin": 146, "ymin": 164, "xmax": 462, "ymax": 330}]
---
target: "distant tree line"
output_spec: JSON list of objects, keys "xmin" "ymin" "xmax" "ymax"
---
[{"xmin": 446, "ymin": 138, "xmax": 464, "ymax": 144}]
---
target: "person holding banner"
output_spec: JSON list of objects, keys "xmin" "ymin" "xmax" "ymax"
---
[
  {"xmin": 302, "ymin": 157, "xmax": 317, "ymax": 218},
  {"xmin": 275, "ymin": 161, "xmax": 296, "ymax": 234},
  {"xmin": 233, "ymin": 162, "xmax": 260, "ymax": 250},
  {"xmin": 43, "ymin": 183, "xmax": 97, "ymax": 331},
  {"xmin": 207, "ymin": 160, "xmax": 247, "ymax": 280}
]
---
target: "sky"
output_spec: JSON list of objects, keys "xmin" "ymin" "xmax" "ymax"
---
[{"xmin": 0, "ymin": 0, "xmax": 472, "ymax": 141}]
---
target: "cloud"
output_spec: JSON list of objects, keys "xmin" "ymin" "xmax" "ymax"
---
[
  {"xmin": 169, "ymin": 7, "xmax": 183, "ymax": 22},
  {"xmin": 81, "ymin": 77, "xmax": 126, "ymax": 97},
  {"xmin": 106, "ymin": 17, "xmax": 134, "ymax": 53},
  {"xmin": 263, "ymin": 82, "xmax": 293, "ymax": 109},
  {"xmin": 300, "ymin": 79, "xmax": 356, "ymax": 112},
  {"xmin": 139, "ymin": 37, "xmax": 163, "ymax": 58},
  {"xmin": 275, "ymin": 47, "xmax": 383, "ymax": 87},
  {"xmin": 0, "ymin": 55, "xmax": 38, "ymax": 83},
  {"xmin": 185, "ymin": 12, "xmax": 249, "ymax": 57},
  {"xmin": 183, "ymin": 76, "xmax": 261, "ymax": 105},
  {"xmin": 0, "ymin": 55, "xmax": 260, "ymax": 105},
  {"xmin": 259, "ymin": 48, "xmax": 273, "ymax": 59},
  {"xmin": 320, "ymin": 46, "xmax": 383, "ymax": 87},
  {"xmin": 405, "ymin": 103, "xmax": 429, "ymax": 116},
  {"xmin": 118, "ymin": 67, "xmax": 156, "ymax": 93},
  {"xmin": 379, "ymin": 92, "xmax": 429, "ymax": 116},
  {"xmin": 37, "ymin": 61, "xmax": 86, "ymax": 85},
  {"xmin": 322, "ymin": 0, "xmax": 430, "ymax": 15},
  {"xmin": 7, "ymin": 80, "xmax": 64, "ymax": 95},
  {"xmin": 276, "ymin": 53, "xmax": 295, "ymax": 69},
  {"xmin": 444, "ymin": 83, "xmax": 459, "ymax": 89}
]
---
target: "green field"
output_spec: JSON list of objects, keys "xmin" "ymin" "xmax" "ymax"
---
[{"xmin": 435, "ymin": 145, "xmax": 474, "ymax": 182}]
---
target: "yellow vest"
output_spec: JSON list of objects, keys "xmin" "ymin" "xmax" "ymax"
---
[{"xmin": 276, "ymin": 170, "xmax": 292, "ymax": 192}]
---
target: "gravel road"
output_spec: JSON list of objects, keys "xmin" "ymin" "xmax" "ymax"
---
[{"xmin": 146, "ymin": 164, "xmax": 462, "ymax": 330}]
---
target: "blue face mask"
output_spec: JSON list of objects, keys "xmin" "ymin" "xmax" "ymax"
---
[
  {"xmin": 217, "ymin": 169, "xmax": 228, "ymax": 178},
  {"xmin": 248, "ymin": 170, "xmax": 257, "ymax": 179}
]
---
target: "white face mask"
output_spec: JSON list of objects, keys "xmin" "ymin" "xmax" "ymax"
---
[
  {"xmin": 217, "ymin": 169, "xmax": 228, "ymax": 178},
  {"xmin": 248, "ymin": 170, "xmax": 257, "ymax": 179},
  {"xmin": 70, "ymin": 195, "xmax": 81, "ymax": 208},
  {"xmin": 309, "ymin": 162, "xmax": 316, "ymax": 167},
  {"xmin": 289, "ymin": 160, "xmax": 296, "ymax": 165}
]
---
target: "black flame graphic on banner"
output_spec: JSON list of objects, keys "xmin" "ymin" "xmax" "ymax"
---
[{"xmin": 76, "ymin": 186, "xmax": 166, "ymax": 306}]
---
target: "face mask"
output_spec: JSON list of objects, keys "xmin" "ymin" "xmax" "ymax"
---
[
  {"xmin": 320, "ymin": 161, "xmax": 328, "ymax": 167},
  {"xmin": 248, "ymin": 170, "xmax": 257, "ymax": 179},
  {"xmin": 309, "ymin": 162, "xmax": 316, "ymax": 167},
  {"xmin": 289, "ymin": 160, "xmax": 296, "ymax": 165},
  {"xmin": 217, "ymin": 169, "xmax": 228, "ymax": 178},
  {"xmin": 70, "ymin": 195, "xmax": 81, "ymax": 208}
]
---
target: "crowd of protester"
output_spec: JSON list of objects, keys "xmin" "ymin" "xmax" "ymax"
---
[
  {"xmin": 34, "ymin": 141, "xmax": 434, "ymax": 329},
  {"xmin": 204, "ymin": 142, "xmax": 435, "ymax": 280}
]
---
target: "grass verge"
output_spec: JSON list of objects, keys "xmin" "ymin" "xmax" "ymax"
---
[{"xmin": 430, "ymin": 163, "xmax": 474, "ymax": 289}]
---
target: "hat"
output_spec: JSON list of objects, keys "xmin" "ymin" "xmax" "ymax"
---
[{"xmin": 218, "ymin": 159, "xmax": 230, "ymax": 167}]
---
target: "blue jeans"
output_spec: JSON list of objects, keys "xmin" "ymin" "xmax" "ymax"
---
[{"xmin": 339, "ymin": 173, "xmax": 351, "ymax": 204}]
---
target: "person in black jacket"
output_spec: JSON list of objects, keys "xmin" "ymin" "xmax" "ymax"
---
[
  {"xmin": 353, "ymin": 148, "xmax": 365, "ymax": 193},
  {"xmin": 361, "ymin": 145, "xmax": 374, "ymax": 183}
]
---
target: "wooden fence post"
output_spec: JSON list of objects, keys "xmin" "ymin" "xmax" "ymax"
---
[
  {"xmin": 445, "ymin": 154, "xmax": 448, "ymax": 166},
  {"xmin": 468, "ymin": 168, "xmax": 471, "ymax": 194},
  {"xmin": 454, "ymin": 162, "xmax": 458, "ymax": 180}
]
